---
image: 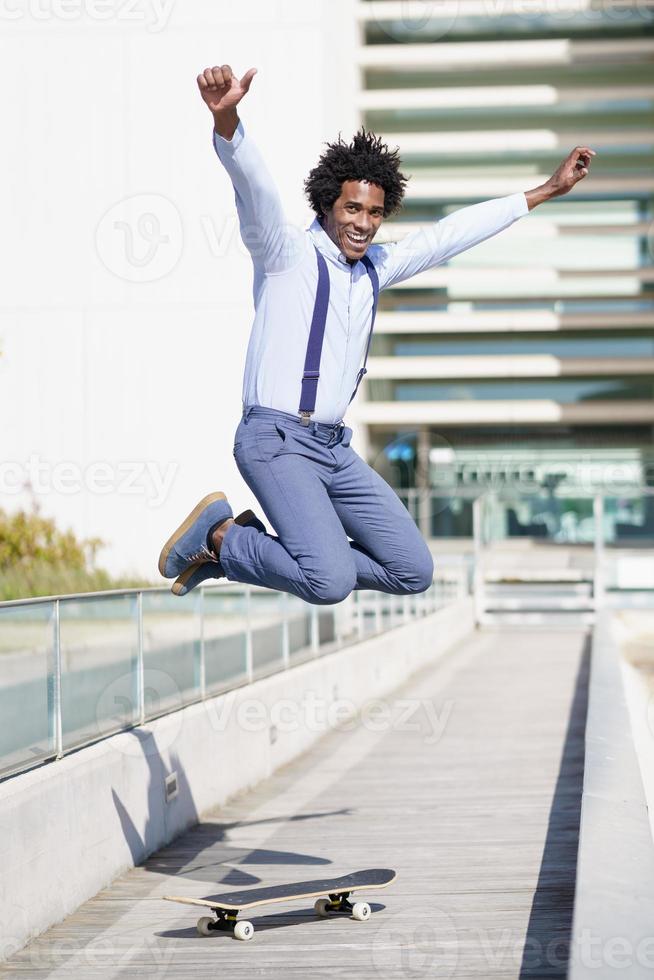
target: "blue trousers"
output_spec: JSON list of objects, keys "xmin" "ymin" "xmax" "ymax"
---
[{"xmin": 219, "ymin": 405, "xmax": 434, "ymax": 605}]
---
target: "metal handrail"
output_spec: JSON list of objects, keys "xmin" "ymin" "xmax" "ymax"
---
[
  {"xmin": 0, "ymin": 584, "xmax": 210, "ymax": 608},
  {"xmin": 0, "ymin": 571, "xmax": 467, "ymax": 782}
]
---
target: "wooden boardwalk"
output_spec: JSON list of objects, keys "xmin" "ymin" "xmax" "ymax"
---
[{"xmin": 1, "ymin": 627, "xmax": 589, "ymax": 979}]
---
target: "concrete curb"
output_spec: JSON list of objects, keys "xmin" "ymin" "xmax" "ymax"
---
[{"xmin": 569, "ymin": 610, "xmax": 654, "ymax": 978}]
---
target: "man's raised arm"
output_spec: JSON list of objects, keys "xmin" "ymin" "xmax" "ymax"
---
[
  {"xmin": 198, "ymin": 64, "xmax": 300, "ymax": 275},
  {"xmin": 373, "ymin": 145, "xmax": 597, "ymax": 291}
]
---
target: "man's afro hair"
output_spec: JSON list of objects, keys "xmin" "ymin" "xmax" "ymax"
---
[{"xmin": 304, "ymin": 127, "xmax": 408, "ymax": 219}]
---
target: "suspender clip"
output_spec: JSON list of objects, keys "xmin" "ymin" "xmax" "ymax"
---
[{"xmin": 299, "ymin": 410, "xmax": 312, "ymax": 427}]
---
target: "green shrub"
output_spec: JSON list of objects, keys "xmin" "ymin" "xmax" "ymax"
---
[{"xmin": 0, "ymin": 506, "xmax": 149, "ymax": 600}]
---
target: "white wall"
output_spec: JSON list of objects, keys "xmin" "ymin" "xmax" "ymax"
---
[{"xmin": 0, "ymin": 0, "xmax": 358, "ymax": 579}]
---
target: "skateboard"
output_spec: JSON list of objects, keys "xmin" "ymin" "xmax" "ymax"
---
[{"xmin": 164, "ymin": 867, "xmax": 396, "ymax": 941}]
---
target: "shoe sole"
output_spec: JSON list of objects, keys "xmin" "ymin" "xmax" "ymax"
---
[
  {"xmin": 170, "ymin": 508, "xmax": 258, "ymax": 596},
  {"xmin": 171, "ymin": 563, "xmax": 211, "ymax": 596},
  {"xmin": 158, "ymin": 491, "xmax": 227, "ymax": 578}
]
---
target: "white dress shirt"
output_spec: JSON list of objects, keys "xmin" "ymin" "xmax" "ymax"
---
[{"xmin": 213, "ymin": 120, "xmax": 529, "ymax": 424}]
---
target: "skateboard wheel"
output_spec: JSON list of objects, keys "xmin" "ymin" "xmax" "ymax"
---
[
  {"xmin": 234, "ymin": 920, "xmax": 254, "ymax": 941},
  {"xmin": 196, "ymin": 916, "xmax": 214, "ymax": 936},
  {"xmin": 314, "ymin": 898, "xmax": 331, "ymax": 918},
  {"xmin": 352, "ymin": 902, "xmax": 371, "ymax": 921}
]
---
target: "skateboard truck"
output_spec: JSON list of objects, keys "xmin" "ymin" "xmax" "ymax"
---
[
  {"xmin": 197, "ymin": 908, "xmax": 254, "ymax": 942},
  {"xmin": 328, "ymin": 891, "xmax": 354, "ymax": 914},
  {"xmin": 314, "ymin": 890, "xmax": 371, "ymax": 922}
]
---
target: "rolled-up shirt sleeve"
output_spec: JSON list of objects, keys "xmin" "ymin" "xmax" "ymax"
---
[
  {"xmin": 213, "ymin": 120, "xmax": 303, "ymax": 275},
  {"xmin": 372, "ymin": 191, "xmax": 529, "ymax": 290}
]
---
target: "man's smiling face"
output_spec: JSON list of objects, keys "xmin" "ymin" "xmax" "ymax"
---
[{"xmin": 321, "ymin": 179, "xmax": 385, "ymax": 264}]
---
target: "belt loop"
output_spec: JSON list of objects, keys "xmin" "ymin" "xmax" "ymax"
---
[{"xmin": 243, "ymin": 404, "xmax": 253, "ymax": 424}]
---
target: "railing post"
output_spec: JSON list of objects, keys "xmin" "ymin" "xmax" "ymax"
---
[
  {"xmin": 356, "ymin": 591, "xmax": 365, "ymax": 640},
  {"xmin": 310, "ymin": 605, "xmax": 319, "ymax": 655},
  {"xmin": 281, "ymin": 592, "xmax": 290, "ymax": 669},
  {"xmin": 53, "ymin": 599, "xmax": 63, "ymax": 760},
  {"xmin": 472, "ymin": 495, "xmax": 484, "ymax": 627},
  {"xmin": 245, "ymin": 586, "xmax": 253, "ymax": 682},
  {"xmin": 136, "ymin": 591, "xmax": 145, "ymax": 725},
  {"xmin": 593, "ymin": 494, "xmax": 605, "ymax": 612},
  {"xmin": 334, "ymin": 594, "xmax": 351, "ymax": 647},
  {"xmin": 375, "ymin": 592, "xmax": 382, "ymax": 632},
  {"xmin": 198, "ymin": 587, "xmax": 206, "ymax": 699}
]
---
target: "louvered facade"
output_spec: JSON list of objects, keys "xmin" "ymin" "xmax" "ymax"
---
[{"xmin": 355, "ymin": 0, "xmax": 654, "ymax": 541}]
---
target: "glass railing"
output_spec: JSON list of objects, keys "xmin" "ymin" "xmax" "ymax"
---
[
  {"xmin": 470, "ymin": 492, "xmax": 654, "ymax": 547},
  {"xmin": 0, "ymin": 575, "xmax": 465, "ymax": 781},
  {"xmin": 470, "ymin": 492, "xmax": 654, "ymax": 615},
  {"xmin": 400, "ymin": 490, "xmax": 654, "ymax": 545}
]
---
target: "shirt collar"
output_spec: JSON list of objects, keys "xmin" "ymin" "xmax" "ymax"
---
[{"xmin": 308, "ymin": 217, "xmax": 359, "ymax": 270}]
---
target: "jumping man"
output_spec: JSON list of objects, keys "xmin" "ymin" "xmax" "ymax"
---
[{"xmin": 158, "ymin": 64, "xmax": 595, "ymax": 603}]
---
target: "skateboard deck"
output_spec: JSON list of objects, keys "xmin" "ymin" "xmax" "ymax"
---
[{"xmin": 164, "ymin": 867, "xmax": 396, "ymax": 941}]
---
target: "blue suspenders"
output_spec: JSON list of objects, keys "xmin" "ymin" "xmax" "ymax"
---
[
  {"xmin": 298, "ymin": 245, "xmax": 380, "ymax": 426},
  {"xmin": 350, "ymin": 253, "xmax": 380, "ymax": 406}
]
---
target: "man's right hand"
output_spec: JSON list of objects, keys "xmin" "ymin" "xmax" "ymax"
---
[{"xmin": 197, "ymin": 64, "xmax": 257, "ymax": 117}]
